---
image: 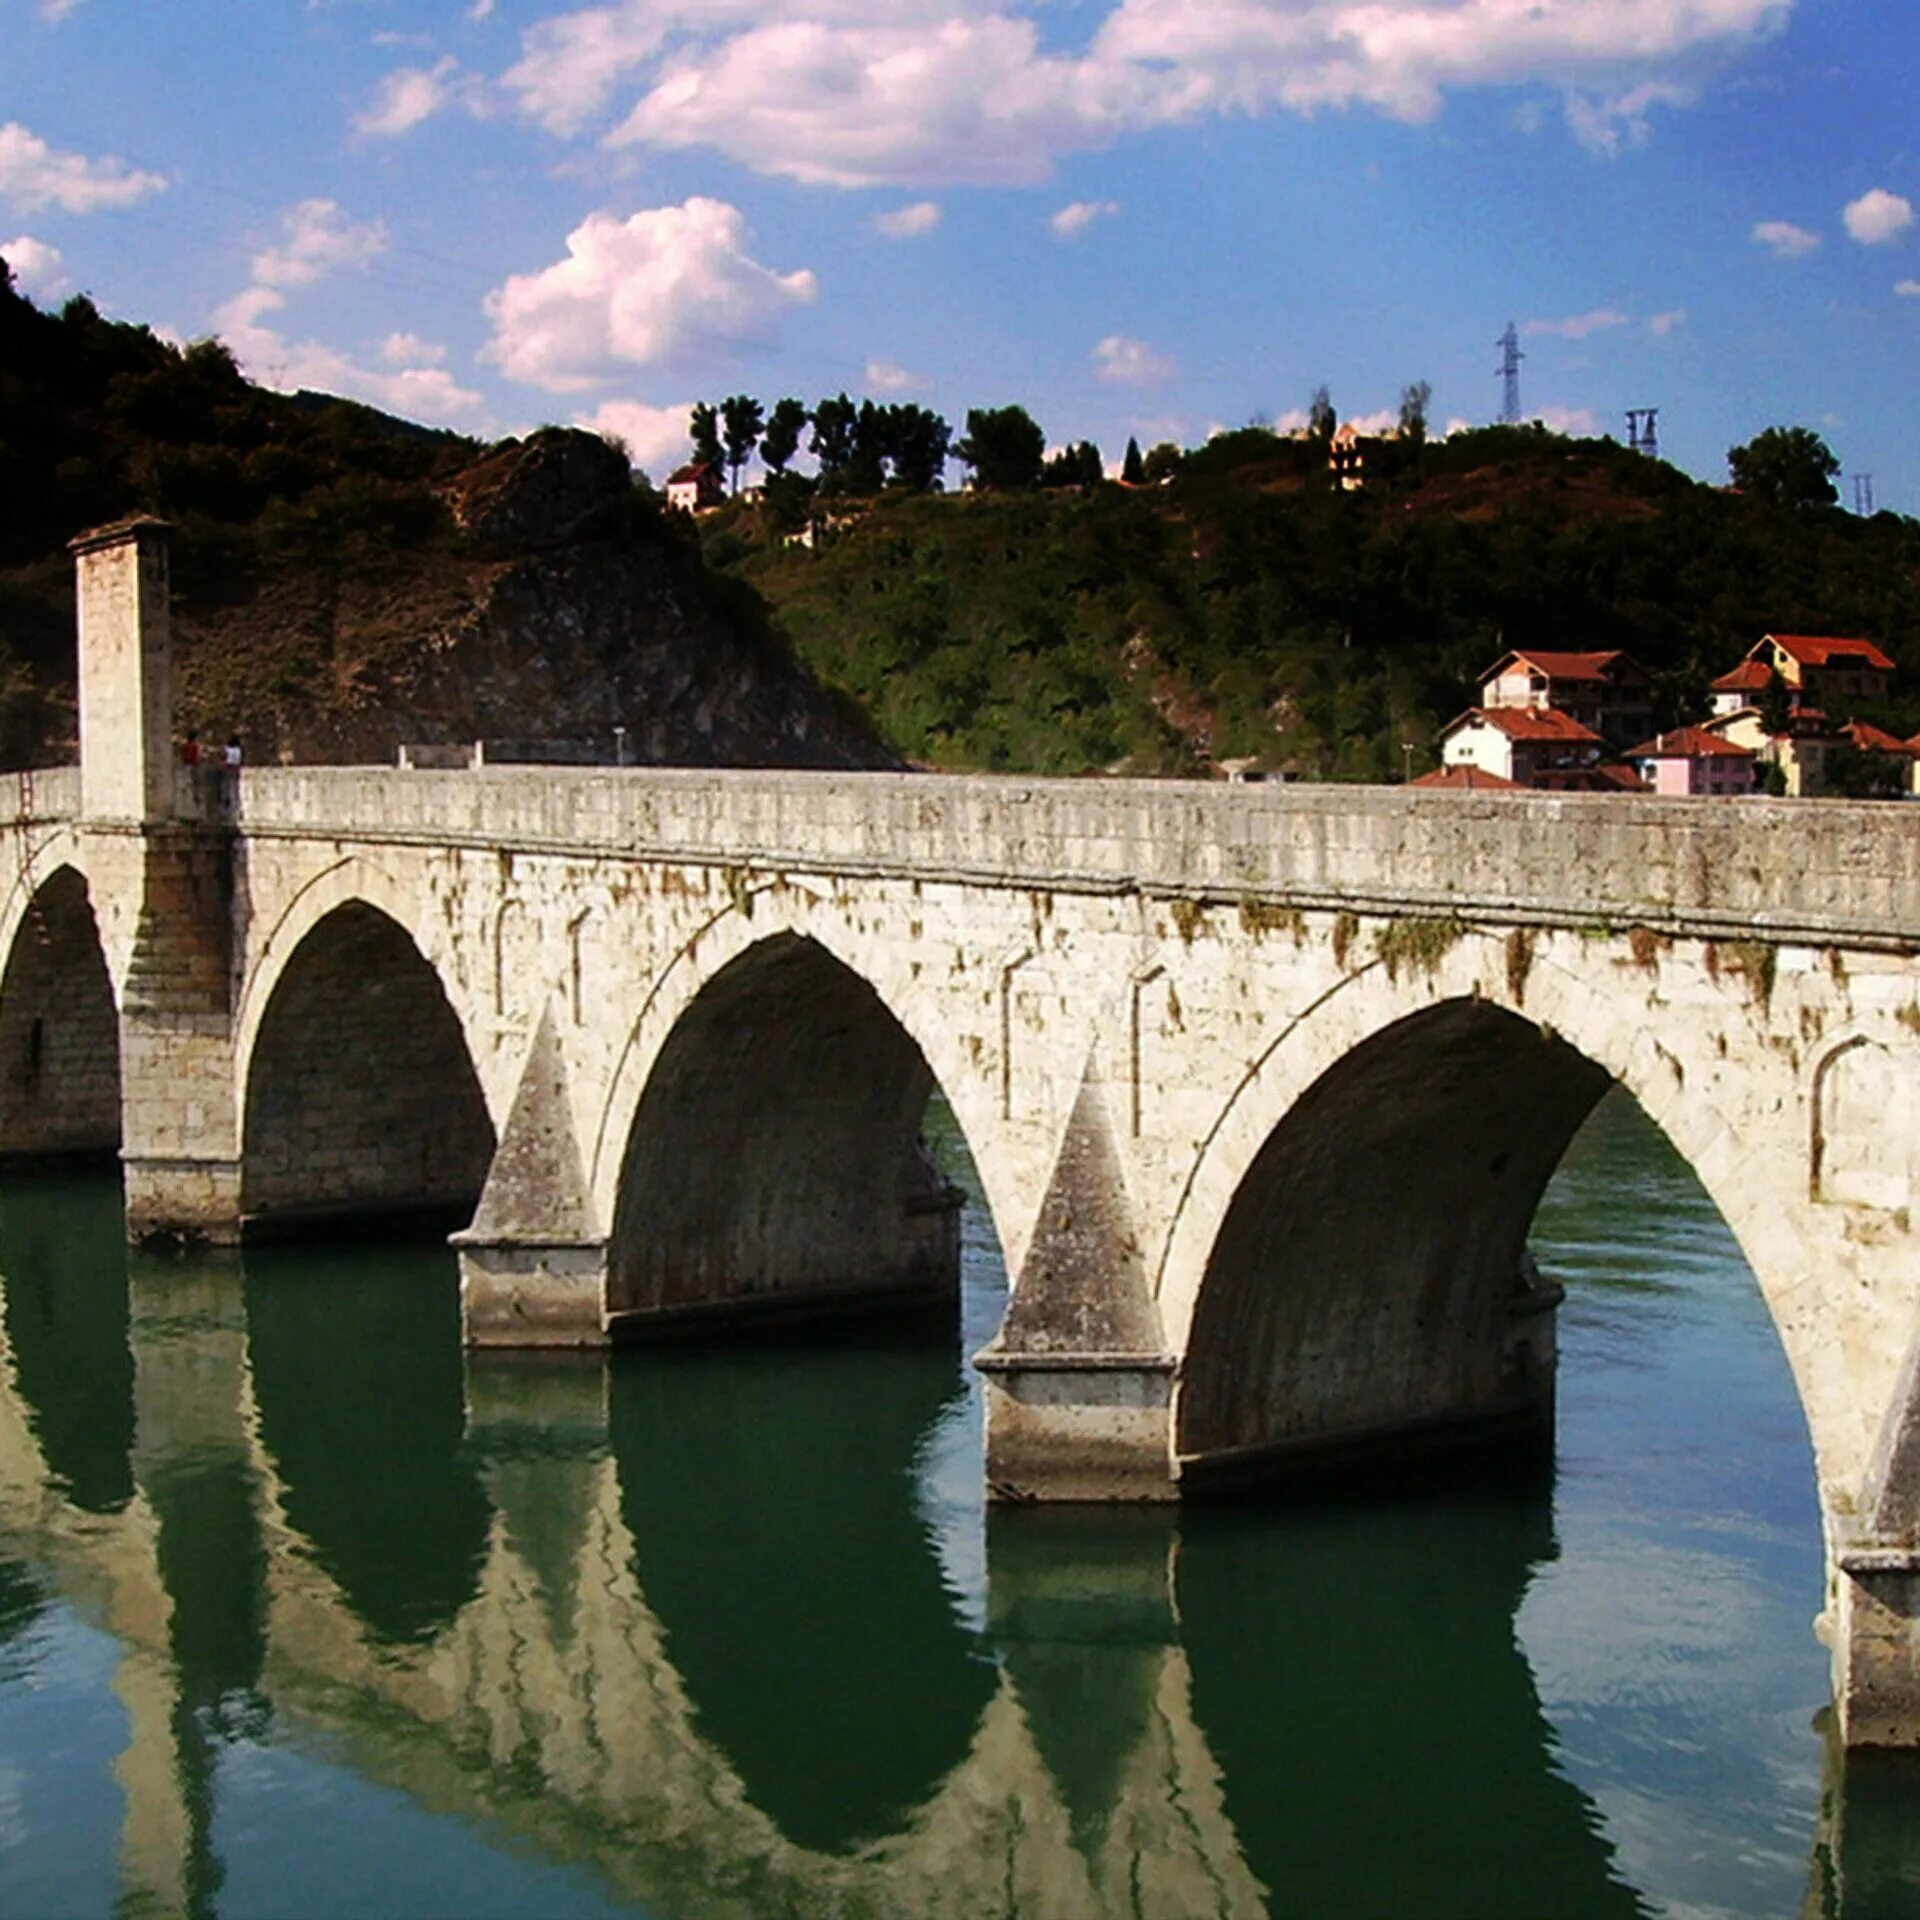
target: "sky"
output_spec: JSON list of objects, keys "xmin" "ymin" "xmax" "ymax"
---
[{"xmin": 4, "ymin": 0, "xmax": 1918, "ymax": 507}]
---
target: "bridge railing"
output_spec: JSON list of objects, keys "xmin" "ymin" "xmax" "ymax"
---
[{"xmin": 225, "ymin": 767, "xmax": 1920, "ymax": 949}]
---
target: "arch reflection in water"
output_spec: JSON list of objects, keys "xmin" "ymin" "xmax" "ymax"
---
[
  {"xmin": 0, "ymin": 1106, "xmax": 1896, "ymax": 1918},
  {"xmin": 0, "ymin": 1174, "xmax": 134, "ymax": 1514},
  {"xmin": 244, "ymin": 1236, "xmax": 489, "ymax": 1646}
]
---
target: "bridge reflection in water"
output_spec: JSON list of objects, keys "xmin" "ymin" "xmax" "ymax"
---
[{"xmin": 0, "ymin": 1172, "xmax": 1913, "ymax": 1919}]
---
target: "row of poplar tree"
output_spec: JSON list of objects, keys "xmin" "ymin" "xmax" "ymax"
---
[{"xmin": 682, "ymin": 395, "xmax": 1174, "ymax": 497}]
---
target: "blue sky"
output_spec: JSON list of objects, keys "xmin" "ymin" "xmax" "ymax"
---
[{"xmin": 5, "ymin": 0, "xmax": 1916, "ymax": 506}]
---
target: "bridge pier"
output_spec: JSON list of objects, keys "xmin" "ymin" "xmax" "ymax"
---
[
  {"xmin": 71, "ymin": 521, "xmax": 245, "ymax": 1246},
  {"xmin": 978, "ymin": 1066, "xmax": 1178, "ymax": 1500}
]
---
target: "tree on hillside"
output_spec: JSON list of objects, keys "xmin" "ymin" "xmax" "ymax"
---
[
  {"xmin": 848, "ymin": 400, "xmax": 889, "ymax": 494},
  {"xmin": 886, "ymin": 404, "xmax": 952, "ymax": 491},
  {"xmin": 1399, "ymin": 381, "xmax": 1431, "ymax": 447},
  {"xmin": 689, "ymin": 402, "xmax": 723, "ymax": 473},
  {"xmin": 811, "ymin": 393, "xmax": 858, "ymax": 492},
  {"xmin": 1759, "ymin": 665, "xmax": 1794, "ymax": 735},
  {"xmin": 1122, "ymin": 436, "xmax": 1145, "ymax": 484},
  {"xmin": 760, "ymin": 397, "xmax": 809, "ymax": 476},
  {"xmin": 1042, "ymin": 440, "xmax": 1103, "ymax": 488},
  {"xmin": 956, "ymin": 405, "xmax": 1045, "ymax": 489},
  {"xmin": 1728, "ymin": 426, "xmax": 1840, "ymax": 510},
  {"xmin": 720, "ymin": 394, "xmax": 764, "ymax": 494},
  {"xmin": 1308, "ymin": 385, "xmax": 1337, "ymax": 443},
  {"xmin": 1141, "ymin": 440, "xmax": 1183, "ymax": 482}
]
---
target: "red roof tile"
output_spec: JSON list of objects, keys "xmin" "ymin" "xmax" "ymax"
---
[
  {"xmin": 1760, "ymin": 634, "xmax": 1896, "ymax": 672},
  {"xmin": 1711, "ymin": 661, "xmax": 1772, "ymax": 692},
  {"xmin": 1478, "ymin": 648, "xmax": 1638, "ymax": 685},
  {"xmin": 1455, "ymin": 705, "xmax": 1603, "ymax": 743},
  {"xmin": 1842, "ymin": 720, "xmax": 1917, "ymax": 756},
  {"xmin": 1629, "ymin": 726, "xmax": 1756, "ymax": 760},
  {"xmin": 1410, "ymin": 765, "xmax": 1522, "ymax": 790}
]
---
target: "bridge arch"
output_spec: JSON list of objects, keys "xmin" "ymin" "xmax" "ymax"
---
[
  {"xmin": 1159, "ymin": 928, "xmax": 1838, "ymax": 1493},
  {"xmin": 0, "ymin": 862, "xmax": 121, "ymax": 1162},
  {"xmin": 597, "ymin": 891, "xmax": 1011, "ymax": 1329},
  {"xmin": 238, "ymin": 893, "xmax": 496, "ymax": 1232}
]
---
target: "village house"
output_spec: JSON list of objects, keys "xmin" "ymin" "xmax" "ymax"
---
[
  {"xmin": 1408, "ymin": 764, "xmax": 1522, "ymax": 791},
  {"xmin": 1704, "ymin": 705, "xmax": 1834, "ymax": 796},
  {"xmin": 664, "ymin": 461, "xmax": 726, "ymax": 513},
  {"xmin": 1743, "ymin": 633, "xmax": 1894, "ymax": 710},
  {"xmin": 1437, "ymin": 705, "xmax": 1612, "ymax": 789},
  {"xmin": 1329, "ymin": 423, "xmax": 1367, "ymax": 493},
  {"xmin": 1628, "ymin": 726, "xmax": 1757, "ymax": 797},
  {"xmin": 1476, "ymin": 648, "xmax": 1654, "ymax": 749}
]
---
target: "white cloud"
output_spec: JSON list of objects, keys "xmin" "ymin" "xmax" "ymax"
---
[
  {"xmin": 607, "ymin": 17, "xmax": 1156, "ymax": 188},
  {"xmin": 0, "ymin": 121, "xmax": 168, "ymax": 214},
  {"xmin": 1093, "ymin": 333, "xmax": 1174, "ymax": 387},
  {"xmin": 1523, "ymin": 307, "xmax": 1631, "ymax": 339},
  {"xmin": 1535, "ymin": 403, "xmax": 1599, "ymax": 434},
  {"xmin": 214, "ymin": 286, "xmax": 485, "ymax": 426},
  {"xmin": 871, "ymin": 200, "xmax": 941, "ymax": 239},
  {"xmin": 1050, "ymin": 198, "xmax": 1119, "ymax": 238},
  {"xmin": 468, "ymin": 0, "xmax": 498, "ymax": 18},
  {"xmin": 381, "ymin": 330, "xmax": 447, "ymax": 366},
  {"xmin": 1752, "ymin": 218, "xmax": 1819, "ymax": 259},
  {"xmin": 1562, "ymin": 78, "xmax": 1691, "ymax": 155},
  {"xmin": 580, "ymin": 398, "xmax": 695, "ymax": 473},
  {"xmin": 355, "ymin": 56, "xmax": 480, "ymax": 138},
  {"xmin": 252, "ymin": 199, "xmax": 386, "ymax": 289},
  {"xmin": 492, "ymin": 0, "xmax": 1793, "ymax": 187},
  {"xmin": 482, "ymin": 198, "xmax": 817, "ymax": 391},
  {"xmin": 504, "ymin": 6, "xmax": 675, "ymax": 137},
  {"xmin": 1, "ymin": 234, "xmax": 65, "ymax": 297},
  {"xmin": 39, "ymin": 0, "xmax": 84, "ymax": 20},
  {"xmin": 864, "ymin": 356, "xmax": 922, "ymax": 392},
  {"xmin": 1647, "ymin": 308, "xmax": 1687, "ymax": 336},
  {"xmin": 1843, "ymin": 187, "xmax": 1914, "ymax": 247},
  {"xmin": 1897, "ymin": 279, "xmax": 1920, "ymax": 298}
]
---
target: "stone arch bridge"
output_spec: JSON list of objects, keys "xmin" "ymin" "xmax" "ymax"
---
[{"xmin": 7, "ymin": 517, "xmax": 1920, "ymax": 1743}]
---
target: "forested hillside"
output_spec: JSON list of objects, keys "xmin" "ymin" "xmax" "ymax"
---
[
  {"xmin": 724, "ymin": 425, "xmax": 1920, "ymax": 778},
  {"xmin": 0, "ymin": 269, "xmax": 887, "ymax": 769},
  {"xmin": 6, "ymin": 256, "xmax": 1918, "ymax": 780}
]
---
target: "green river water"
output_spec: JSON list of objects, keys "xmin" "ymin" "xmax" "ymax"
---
[{"xmin": 0, "ymin": 1090, "xmax": 1917, "ymax": 1918}]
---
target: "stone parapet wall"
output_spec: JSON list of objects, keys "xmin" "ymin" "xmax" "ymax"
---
[{"xmin": 228, "ymin": 768, "xmax": 1920, "ymax": 948}]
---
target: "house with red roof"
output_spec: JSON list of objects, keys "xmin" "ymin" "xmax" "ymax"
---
[
  {"xmin": 1629, "ymin": 726, "xmax": 1757, "ymax": 797},
  {"xmin": 1476, "ymin": 648, "xmax": 1653, "ymax": 748},
  {"xmin": 1408, "ymin": 764, "xmax": 1522, "ymax": 792},
  {"xmin": 1709, "ymin": 658, "xmax": 1774, "ymax": 717},
  {"xmin": 1437, "ymin": 705, "xmax": 1613, "ymax": 789},
  {"xmin": 664, "ymin": 461, "xmax": 726, "ymax": 513},
  {"xmin": 1745, "ymin": 634, "xmax": 1894, "ymax": 710}
]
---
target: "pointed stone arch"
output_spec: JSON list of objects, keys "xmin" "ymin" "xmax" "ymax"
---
[
  {"xmin": 239, "ymin": 897, "xmax": 495, "ymax": 1232},
  {"xmin": 588, "ymin": 888, "xmax": 1022, "ymax": 1316},
  {"xmin": 604, "ymin": 928, "xmax": 966, "ymax": 1329},
  {"xmin": 0, "ymin": 864, "xmax": 121, "ymax": 1162},
  {"xmin": 1157, "ymin": 926, "xmax": 1839, "ymax": 1493}
]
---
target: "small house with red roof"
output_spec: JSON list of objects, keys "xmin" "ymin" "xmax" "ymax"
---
[
  {"xmin": 1629, "ymin": 726, "xmax": 1757, "ymax": 797},
  {"xmin": 1705, "ymin": 706, "xmax": 1835, "ymax": 796},
  {"xmin": 1438, "ymin": 705, "xmax": 1609, "ymax": 789},
  {"xmin": 1710, "ymin": 659, "xmax": 1775, "ymax": 717},
  {"xmin": 664, "ymin": 461, "xmax": 726, "ymax": 513},
  {"xmin": 1746, "ymin": 634, "xmax": 1894, "ymax": 710},
  {"xmin": 1476, "ymin": 648, "xmax": 1653, "ymax": 748},
  {"xmin": 1408, "ymin": 764, "xmax": 1522, "ymax": 792}
]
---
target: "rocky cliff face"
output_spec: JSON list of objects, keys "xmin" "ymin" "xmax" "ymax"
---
[{"xmin": 170, "ymin": 429, "xmax": 894, "ymax": 769}]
